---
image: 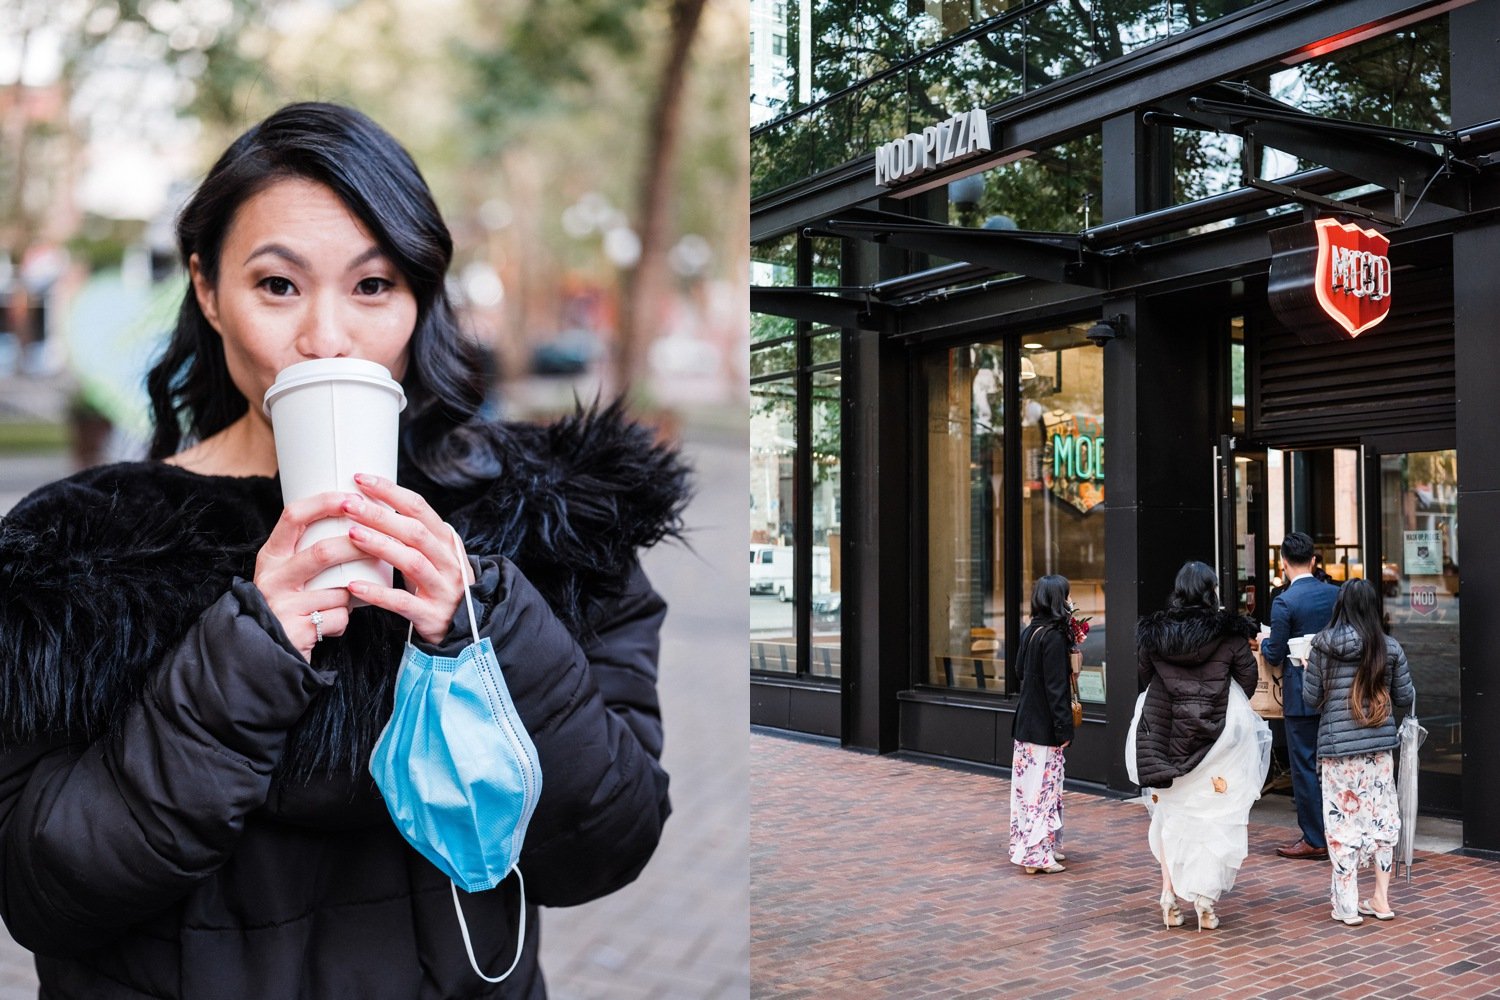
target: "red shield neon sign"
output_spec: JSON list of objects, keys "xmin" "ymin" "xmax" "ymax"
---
[
  {"xmin": 1312, "ymin": 218, "xmax": 1391, "ymax": 337},
  {"xmin": 1268, "ymin": 218, "xmax": 1394, "ymax": 345}
]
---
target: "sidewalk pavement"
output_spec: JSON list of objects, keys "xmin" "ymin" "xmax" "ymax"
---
[{"xmin": 752, "ymin": 730, "xmax": 1499, "ymax": 1000}]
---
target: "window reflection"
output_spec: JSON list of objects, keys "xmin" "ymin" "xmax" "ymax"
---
[
  {"xmin": 751, "ymin": 380, "xmax": 798, "ymax": 674},
  {"xmin": 924, "ymin": 328, "xmax": 1107, "ymax": 696},
  {"xmin": 1380, "ymin": 450, "xmax": 1460, "ymax": 796},
  {"xmin": 809, "ymin": 370, "xmax": 842, "ymax": 678},
  {"xmin": 1020, "ymin": 327, "xmax": 1106, "ymax": 695},
  {"xmin": 926, "ymin": 343, "xmax": 1006, "ymax": 691}
]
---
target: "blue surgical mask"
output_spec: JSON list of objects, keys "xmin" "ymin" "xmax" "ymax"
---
[{"xmin": 370, "ymin": 531, "xmax": 543, "ymax": 983}]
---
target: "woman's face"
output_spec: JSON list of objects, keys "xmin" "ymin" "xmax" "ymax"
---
[{"xmin": 190, "ymin": 177, "xmax": 418, "ymax": 412}]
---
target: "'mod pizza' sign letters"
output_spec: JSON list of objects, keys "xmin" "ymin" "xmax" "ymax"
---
[{"xmin": 1269, "ymin": 218, "xmax": 1393, "ymax": 344}]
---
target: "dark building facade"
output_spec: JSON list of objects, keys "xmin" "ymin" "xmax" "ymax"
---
[{"xmin": 750, "ymin": 0, "xmax": 1500, "ymax": 852}]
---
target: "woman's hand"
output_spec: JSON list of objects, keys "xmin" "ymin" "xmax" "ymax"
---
[
  {"xmin": 254, "ymin": 491, "xmax": 362, "ymax": 661},
  {"xmin": 340, "ymin": 474, "xmax": 474, "ymax": 645}
]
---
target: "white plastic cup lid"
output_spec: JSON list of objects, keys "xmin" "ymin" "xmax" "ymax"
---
[{"xmin": 261, "ymin": 358, "xmax": 408, "ymax": 416}]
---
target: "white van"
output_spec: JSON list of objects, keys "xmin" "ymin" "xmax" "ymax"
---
[
  {"xmin": 750, "ymin": 544, "xmax": 832, "ymax": 602},
  {"xmin": 750, "ymin": 545, "xmax": 791, "ymax": 598}
]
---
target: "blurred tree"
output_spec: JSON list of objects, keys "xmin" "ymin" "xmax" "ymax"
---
[
  {"xmin": 458, "ymin": 0, "xmax": 715, "ymax": 394},
  {"xmin": 617, "ymin": 0, "xmax": 709, "ymax": 393}
]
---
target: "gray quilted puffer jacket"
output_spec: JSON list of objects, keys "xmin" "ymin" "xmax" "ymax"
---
[{"xmin": 1303, "ymin": 624, "xmax": 1416, "ymax": 759}]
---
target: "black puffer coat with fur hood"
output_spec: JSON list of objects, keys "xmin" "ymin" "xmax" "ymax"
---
[
  {"xmin": 1134, "ymin": 608, "xmax": 1259, "ymax": 788},
  {"xmin": 0, "ymin": 406, "xmax": 689, "ymax": 999}
]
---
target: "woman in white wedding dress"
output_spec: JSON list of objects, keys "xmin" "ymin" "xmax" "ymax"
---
[{"xmin": 1128, "ymin": 562, "xmax": 1271, "ymax": 931}]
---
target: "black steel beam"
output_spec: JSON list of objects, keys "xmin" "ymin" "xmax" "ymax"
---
[
  {"xmin": 752, "ymin": 0, "xmax": 1455, "ymax": 241},
  {"xmin": 816, "ymin": 218, "xmax": 1109, "ymax": 288},
  {"xmin": 749, "ymin": 286, "xmax": 885, "ymax": 330},
  {"xmin": 1156, "ymin": 86, "xmax": 1470, "ymax": 212}
]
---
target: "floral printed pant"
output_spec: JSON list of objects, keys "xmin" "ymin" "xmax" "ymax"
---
[
  {"xmin": 1319, "ymin": 750, "xmax": 1400, "ymax": 918},
  {"xmin": 1009, "ymin": 740, "xmax": 1065, "ymax": 868}
]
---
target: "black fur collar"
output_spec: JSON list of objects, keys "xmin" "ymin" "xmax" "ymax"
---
[
  {"xmin": 0, "ymin": 403, "xmax": 689, "ymax": 779},
  {"xmin": 1136, "ymin": 607, "xmax": 1258, "ymax": 660}
]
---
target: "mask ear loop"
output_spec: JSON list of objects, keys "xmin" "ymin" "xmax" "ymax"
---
[
  {"xmin": 452, "ymin": 868, "xmax": 527, "ymax": 983},
  {"xmin": 425, "ymin": 525, "xmax": 523, "ymax": 983}
]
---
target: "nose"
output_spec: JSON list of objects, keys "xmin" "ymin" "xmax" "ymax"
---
[{"xmin": 294, "ymin": 294, "xmax": 354, "ymax": 359}]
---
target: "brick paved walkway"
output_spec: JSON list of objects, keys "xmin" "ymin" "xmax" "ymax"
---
[{"xmin": 752, "ymin": 731, "xmax": 1500, "ymax": 1000}]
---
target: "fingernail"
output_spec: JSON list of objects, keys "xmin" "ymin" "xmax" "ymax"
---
[
  {"xmin": 349, "ymin": 524, "xmax": 367, "ymax": 540},
  {"xmin": 348, "ymin": 580, "xmax": 366, "ymax": 593},
  {"xmin": 343, "ymin": 496, "xmax": 366, "ymax": 513},
  {"xmin": 354, "ymin": 473, "xmax": 375, "ymax": 486}
]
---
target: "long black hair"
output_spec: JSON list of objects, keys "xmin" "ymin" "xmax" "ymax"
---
[
  {"xmin": 1325, "ymin": 577, "xmax": 1390, "ymax": 726},
  {"xmin": 145, "ymin": 102, "xmax": 488, "ymax": 485},
  {"xmin": 1029, "ymin": 574, "xmax": 1071, "ymax": 624},
  {"xmin": 1167, "ymin": 560, "xmax": 1219, "ymax": 611}
]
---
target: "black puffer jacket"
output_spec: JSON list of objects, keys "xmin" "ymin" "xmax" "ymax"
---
[
  {"xmin": 1134, "ymin": 608, "xmax": 1258, "ymax": 788},
  {"xmin": 0, "ymin": 408, "xmax": 689, "ymax": 999},
  {"xmin": 1011, "ymin": 622, "xmax": 1073, "ymax": 747}
]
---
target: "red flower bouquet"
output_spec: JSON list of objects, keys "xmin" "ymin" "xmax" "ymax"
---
[{"xmin": 1067, "ymin": 612, "xmax": 1091, "ymax": 650}]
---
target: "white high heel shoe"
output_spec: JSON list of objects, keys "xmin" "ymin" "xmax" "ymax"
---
[
  {"xmin": 1159, "ymin": 891, "xmax": 1184, "ymax": 928},
  {"xmin": 1194, "ymin": 899, "xmax": 1219, "ymax": 932}
]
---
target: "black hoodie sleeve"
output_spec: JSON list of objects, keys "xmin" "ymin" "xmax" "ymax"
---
[{"xmin": 0, "ymin": 580, "xmax": 333, "ymax": 956}]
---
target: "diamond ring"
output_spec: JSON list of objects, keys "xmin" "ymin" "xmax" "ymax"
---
[{"xmin": 310, "ymin": 609, "xmax": 325, "ymax": 643}]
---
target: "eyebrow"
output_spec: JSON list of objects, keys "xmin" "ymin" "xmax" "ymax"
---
[{"xmin": 243, "ymin": 243, "xmax": 389, "ymax": 271}]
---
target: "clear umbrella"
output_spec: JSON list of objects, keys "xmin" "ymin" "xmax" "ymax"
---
[{"xmin": 1395, "ymin": 703, "xmax": 1428, "ymax": 884}]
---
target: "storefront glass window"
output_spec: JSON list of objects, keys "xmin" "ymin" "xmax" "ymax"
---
[
  {"xmin": 808, "ymin": 370, "xmax": 843, "ymax": 678},
  {"xmin": 1380, "ymin": 450, "xmax": 1460, "ymax": 802},
  {"xmin": 925, "ymin": 341, "xmax": 1007, "ymax": 692},
  {"xmin": 751, "ymin": 235, "xmax": 798, "ymax": 345},
  {"xmin": 1170, "ymin": 14, "xmax": 1450, "ymax": 209},
  {"xmin": 750, "ymin": 378, "xmax": 799, "ymax": 675},
  {"xmin": 1020, "ymin": 326, "xmax": 1106, "ymax": 698},
  {"xmin": 1269, "ymin": 15, "xmax": 1449, "ymax": 135},
  {"xmin": 946, "ymin": 133, "xmax": 1102, "ymax": 233},
  {"xmin": 924, "ymin": 325, "xmax": 1106, "ymax": 696},
  {"xmin": 752, "ymin": 0, "xmax": 1267, "ymax": 197}
]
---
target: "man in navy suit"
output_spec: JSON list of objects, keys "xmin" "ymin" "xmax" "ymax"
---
[{"xmin": 1256, "ymin": 531, "xmax": 1341, "ymax": 860}]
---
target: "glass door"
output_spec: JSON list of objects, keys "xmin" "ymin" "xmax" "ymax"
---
[
  {"xmin": 1215, "ymin": 436, "xmax": 1270, "ymax": 620},
  {"xmin": 1379, "ymin": 449, "xmax": 1460, "ymax": 815},
  {"xmin": 1232, "ymin": 445, "xmax": 1367, "ymax": 601}
]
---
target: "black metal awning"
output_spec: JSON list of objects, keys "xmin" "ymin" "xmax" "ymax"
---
[{"xmin": 805, "ymin": 208, "xmax": 1110, "ymax": 289}]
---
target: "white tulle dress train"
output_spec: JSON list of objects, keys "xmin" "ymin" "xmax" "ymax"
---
[{"xmin": 1127, "ymin": 684, "xmax": 1272, "ymax": 905}]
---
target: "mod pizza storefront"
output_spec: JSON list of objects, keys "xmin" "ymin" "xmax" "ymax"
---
[{"xmin": 750, "ymin": 0, "xmax": 1500, "ymax": 850}]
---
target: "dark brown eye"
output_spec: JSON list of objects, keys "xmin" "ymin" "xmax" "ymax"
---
[
  {"xmin": 356, "ymin": 277, "xmax": 394, "ymax": 295},
  {"xmin": 260, "ymin": 276, "xmax": 296, "ymax": 296}
]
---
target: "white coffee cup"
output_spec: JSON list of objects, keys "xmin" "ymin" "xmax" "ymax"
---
[
  {"xmin": 263, "ymin": 358, "xmax": 407, "ymax": 592},
  {"xmin": 1287, "ymin": 635, "xmax": 1314, "ymax": 663}
]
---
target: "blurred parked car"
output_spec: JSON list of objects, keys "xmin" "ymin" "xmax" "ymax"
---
[
  {"xmin": 811, "ymin": 592, "xmax": 841, "ymax": 625},
  {"xmin": 530, "ymin": 329, "xmax": 601, "ymax": 375}
]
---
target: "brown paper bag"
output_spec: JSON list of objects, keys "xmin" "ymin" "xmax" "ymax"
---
[{"xmin": 1250, "ymin": 650, "xmax": 1283, "ymax": 719}]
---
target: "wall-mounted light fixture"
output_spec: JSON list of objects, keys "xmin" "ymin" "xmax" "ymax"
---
[{"xmin": 1085, "ymin": 314, "xmax": 1128, "ymax": 347}]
